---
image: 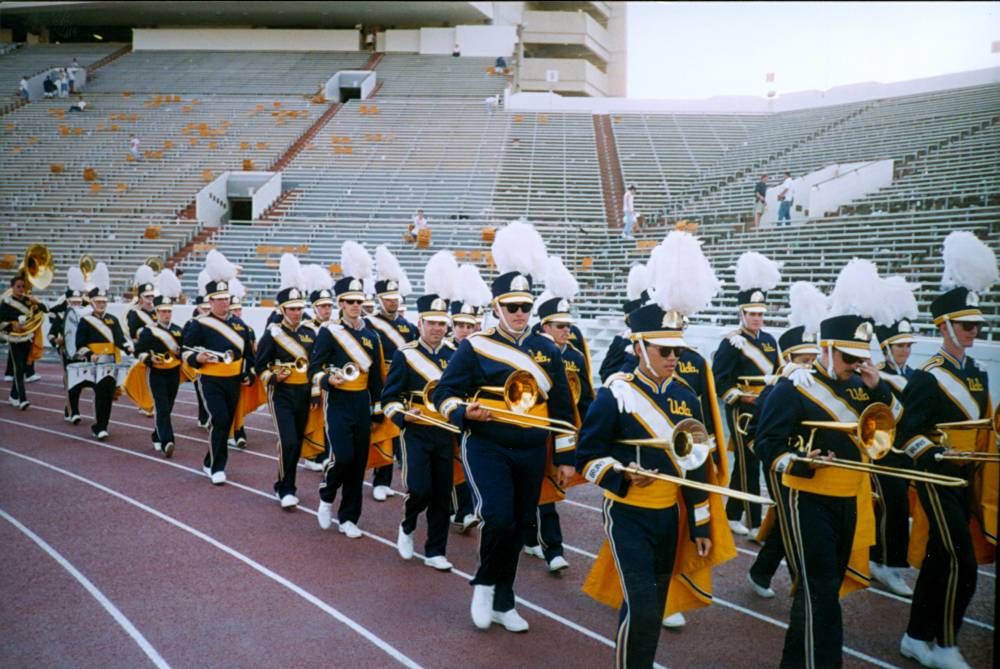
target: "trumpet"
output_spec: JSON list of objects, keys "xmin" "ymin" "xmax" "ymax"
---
[
  {"xmin": 149, "ymin": 351, "xmax": 177, "ymax": 366},
  {"xmin": 269, "ymin": 357, "xmax": 308, "ymax": 375},
  {"xmin": 934, "ymin": 407, "xmax": 1000, "ymax": 462},
  {"xmin": 614, "ymin": 464, "xmax": 774, "ymax": 506},
  {"xmin": 186, "ymin": 346, "xmax": 236, "ymax": 364},
  {"xmin": 324, "ymin": 362, "xmax": 360, "ymax": 382},
  {"xmin": 793, "ymin": 403, "xmax": 966, "ymax": 487},
  {"xmin": 616, "ymin": 418, "xmax": 713, "ymax": 471},
  {"xmin": 456, "ymin": 370, "xmax": 578, "ymax": 436}
]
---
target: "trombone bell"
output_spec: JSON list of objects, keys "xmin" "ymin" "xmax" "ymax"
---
[
  {"xmin": 616, "ymin": 418, "xmax": 712, "ymax": 471},
  {"xmin": 802, "ymin": 402, "xmax": 897, "ymax": 460}
]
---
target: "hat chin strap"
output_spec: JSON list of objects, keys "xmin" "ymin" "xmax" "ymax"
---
[
  {"xmin": 637, "ymin": 338, "xmax": 660, "ymax": 379},
  {"xmin": 823, "ymin": 342, "xmax": 835, "ymax": 377},
  {"xmin": 497, "ymin": 306, "xmax": 526, "ymax": 336}
]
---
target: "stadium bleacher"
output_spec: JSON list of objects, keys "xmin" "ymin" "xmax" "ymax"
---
[{"xmin": 1, "ymin": 43, "xmax": 998, "ymax": 340}]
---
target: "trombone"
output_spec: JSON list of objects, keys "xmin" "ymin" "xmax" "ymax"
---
[
  {"xmin": 934, "ymin": 407, "xmax": 1000, "ymax": 462},
  {"xmin": 455, "ymin": 370, "xmax": 578, "ymax": 436},
  {"xmin": 614, "ymin": 463, "xmax": 774, "ymax": 506},
  {"xmin": 185, "ymin": 346, "xmax": 236, "ymax": 364},
  {"xmin": 616, "ymin": 418, "xmax": 713, "ymax": 472},
  {"xmin": 793, "ymin": 403, "xmax": 966, "ymax": 487},
  {"xmin": 395, "ymin": 386, "xmax": 461, "ymax": 434},
  {"xmin": 269, "ymin": 357, "xmax": 308, "ymax": 375}
]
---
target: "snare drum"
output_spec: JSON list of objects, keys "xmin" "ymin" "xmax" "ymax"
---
[{"xmin": 67, "ymin": 362, "xmax": 95, "ymax": 389}]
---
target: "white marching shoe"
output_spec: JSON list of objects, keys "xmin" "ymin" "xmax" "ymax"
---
[
  {"xmin": 162, "ymin": 442, "xmax": 175, "ymax": 459},
  {"xmin": 747, "ymin": 572, "xmax": 776, "ymax": 599},
  {"xmin": 301, "ymin": 458, "xmax": 324, "ymax": 472},
  {"xmin": 547, "ymin": 556, "xmax": 570, "ymax": 573},
  {"xmin": 728, "ymin": 520, "xmax": 749, "ymax": 536},
  {"xmin": 523, "ymin": 545, "xmax": 545, "ymax": 559},
  {"xmin": 26, "ymin": 373, "xmax": 41, "ymax": 383},
  {"xmin": 470, "ymin": 585, "xmax": 495, "ymax": 629},
  {"xmin": 339, "ymin": 521, "xmax": 362, "ymax": 539},
  {"xmin": 397, "ymin": 525, "xmax": 415, "ymax": 560},
  {"xmin": 210, "ymin": 471, "xmax": 226, "ymax": 485},
  {"xmin": 491, "ymin": 608, "xmax": 530, "ymax": 633},
  {"xmin": 317, "ymin": 502, "xmax": 333, "ymax": 530},
  {"xmin": 460, "ymin": 513, "xmax": 480, "ymax": 534},
  {"xmin": 8, "ymin": 397, "xmax": 19, "ymax": 407},
  {"xmin": 899, "ymin": 634, "xmax": 935, "ymax": 667},
  {"xmin": 424, "ymin": 555, "xmax": 453, "ymax": 571},
  {"xmin": 372, "ymin": 485, "xmax": 391, "ymax": 502},
  {"xmin": 870, "ymin": 562, "xmax": 913, "ymax": 596},
  {"xmin": 929, "ymin": 645, "xmax": 972, "ymax": 669},
  {"xmin": 279, "ymin": 494, "xmax": 299, "ymax": 510},
  {"xmin": 662, "ymin": 612, "xmax": 686, "ymax": 628}
]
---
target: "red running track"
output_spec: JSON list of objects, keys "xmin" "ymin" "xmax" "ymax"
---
[{"xmin": 0, "ymin": 364, "xmax": 994, "ymax": 669}]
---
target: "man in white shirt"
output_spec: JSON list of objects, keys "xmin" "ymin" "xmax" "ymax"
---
[
  {"xmin": 19, "ymin": 76, "xmax": 29, "ymax": 100},
  {"xmin": 777, "ymin": 172, "xmax": 795, "ymax": 225},
  {"xmin": 129, "ymin": 134, "xmax": 141, "ymax": 159},
  {"xmin": 408, "ymin": 209, "xmax": 428, "ymax": 242},
  {"xmin": 622, "ymin": 185, "xmax": 637, "ymax": 240}
]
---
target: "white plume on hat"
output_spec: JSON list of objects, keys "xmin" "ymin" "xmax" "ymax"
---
[
  {"xmin": 205, "ymin": 249, "xmax": 237, "ymax": 282},
  {"xmin": 456, "ymin": 263, "xmax": 491, "ymax": 306},
  {"xmin": 543, "ymin": 256, "xmax": 579, "ymax": 300},
  {"xmin": 197, "ymin": 269, "xmax": 210, "ymax": 296},
  {"xmin": 279, "ymin": 253, "xmax": 302, "ymax": 290},
  {"xmin": 133, "ymin": 264, "xmax": 155, "ymax": 287},
  {"xmin": 228, "ymin": 276, "xmax": 246, "ymax": 301},
  {"xmin": 787, "ymin": 281, "xmax": 828, "ymax": 334},
  {"xmin": 424, "ymin": 251, "xmax": 459, "ymax": 300},
  {"xmin": 92, "ymin": 262, "xmax": 110, "ymax": 293},
  {"xmin": 300, "ymin": 264, "xmax": 333, "ymax": 293},
  {"xmin": 375, "ymin": 245, "xmax": 405, "ymax": 282},
  {"xmin": 829, "ymin": 259, "xmax": 883, "ymax": 319},
  {"xmin": 626, "ymin": 263, "xmax": 649, "ymax": 301},
  {"xmin": 398, "ymin": 267, "xmax": 413, "ymax": 298},
  {"xmin": 341, "ymin": 241, "xmax": 373, "ymax": 281},
  {"xmin": 362, "ymin": 275, "xmax": 375, "ymax": 297},
  {"xmin": 941, "ymin": 230, "xmax": 998, "ymax": 292},
  {"xmin": 735, "ymin": 251, "xmax": 781, "ymax": 292},
  {"xmin": 874, "ymin": 276, "xmax": 919, "ymax": 327},
  {"xmin": 648, "ymin": 231, "xmax": 721, "ymax": 316},
  {"xmin": 155, "ymin": 269, "xmax": 182, "ymax": 300},
  {"xmin": 67, "ymin": 266, "xmax": 87, "ymax": 293},
  {"xmin": 491, "ymin": 219, "xmax": 548, "ymax": 278}
]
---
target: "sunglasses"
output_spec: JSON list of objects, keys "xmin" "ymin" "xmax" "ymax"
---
[
  {"xmin": 956, "ymin": 322, "xmax": 981, "ymax": 332},
  {"xmin": 651, "ymin": 345, "xmax": 682, "ymax": 358},
  {"xmin": 549, "ymin": 322, "xmax": 570, "ymax": 330},
  {"xmin": 502, "ymin": 303, "xmax": 532, "ymax": 314},
  {"xmin": 341, "ymin": 299, "xmax": 363, "ymax": 306},
  {"xmin": 840, "ymin": 351, "xmax": 865, "ymax": 365}
]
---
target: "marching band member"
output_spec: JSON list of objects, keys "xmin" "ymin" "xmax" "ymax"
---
[
  {"xmin": 1, "ymin": 272, "xmax": 47, "ymax": 410},
  {"xmin": 755, "ymin": 259, "xmax": 896, "ymax": 669},
  {"xmin": 747, "ymin": 281, "xmax": 826, "ymax": 599},
  {"xmin": 133, "ymin": 269, "xmax": 184, "ymax": 458},
  {"xmin": 256, "ymin": 259, "xmax": 315, "ymax": 511},
  {"xmin": 385, "ymin": 251, "xmax": 460, "ymax": 571},
  {"xmin": 267, "ymin": 254, "xmax": 302, "ymax": 326},
  {"xmin": 74, "ymin": 263, "xmax": 132, "ymax": 439},
  {"xmin": 182, "ymin": 251, "xmax": 255, "ymax": 486},
  {"xmin": 713, "ymin": 251, "xmax": 781, "ymax": 536},
  {"xmin": 311, "ymin": 241, "xmax": 385, "ymax": 539},
  {"xmin": 126, "ymin": 264, "xmax": 157, "ymax": 342},
  {"xmin": 598, "ymin": 263, "xmax": 648, "ymax": 383},
  {"xmin": 895, "ymin": 231, "xmax": 997, "ymax": 669},
  {"xmin": 868, "ymin": 276, "xmax": 920, "ymax": 597},
  {"xmin": 577, "ymin": 234, "xmax": 733, "ymax": 668},
  {"xmin": 448, "ymin": 262, "xmax": 491, "ymax": 534},
  {"xmin": 433, "ymin": 221, "xmax": 576, "ymax": 633},
  {"xmin": 51, "ymin": 267, "xmax": 89, "ymax": 423},
  {"xmin": 523, "ymin": 255, "xmax": 594, "ymax": 574},
  {"xmin": 186, "ymin": 278, "xmax": 212, "ymax": 429},
  {"xmin": 368, "ymin": 245, "xmax": 418, "ymax": 501},
  {"xmin": 227, "ymin": 276, "xmax": 253, "ymax": 449},
  {"xmin": 298, "ymin": 262, "xmax": 336, "ymax": 471}
]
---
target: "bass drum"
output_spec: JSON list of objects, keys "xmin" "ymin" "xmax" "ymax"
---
[{"xmin": 66, "ymin": 362, "xmax": 95, "ymax": 389}]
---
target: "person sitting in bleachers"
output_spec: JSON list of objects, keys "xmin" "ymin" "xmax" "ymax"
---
[
  {"xmin": 495, "ymin": 56, "xmax": 508, "ymax": 74},
  {"xmin": 69, "ymin": 97, "xmax": 89, "ymax": 113},
  {"xmin": 18, "ymin": 75, "xmax": 29, "ymax": 100},
  {"xmin": 407, "ymin": 209, "xmax": 428, "ymax": 242},
  {"xmin": 42, "ymin": 75, "xmax": 57, "ymax": 98}
]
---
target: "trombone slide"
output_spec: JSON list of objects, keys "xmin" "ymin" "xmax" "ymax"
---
[
  {"xmin": 396, "ymin": 409, "xmax": 461, "ymax": 434},
  {"xmin": 459, "ymin": 400, "xmax": 576, "ymax": 436},
  {"xmin": 613, "ymin": 464, "xmax": 774, "ymax": 506},
  {"xmin": 791, "ymin": 455, "xmax": 967, "ymax": 487},
  {"xmin": 934, "ymin": 451, "xmax": 1000, "ymax": 462}
]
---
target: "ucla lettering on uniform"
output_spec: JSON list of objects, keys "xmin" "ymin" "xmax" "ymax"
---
[{"xmin": 846, "ymin": 387, "xmax": 870, "ymax": 402}]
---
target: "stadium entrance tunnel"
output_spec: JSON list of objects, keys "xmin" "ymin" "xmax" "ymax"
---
[
  {"xmin": 324, "ymin": 70, "xmax": 376, "ymax": 103},
  {"xmin": 196, "ymin": 171, "xmax": 282, "ymax": 227}
]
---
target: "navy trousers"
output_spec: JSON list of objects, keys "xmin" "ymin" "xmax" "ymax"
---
[
  {"xmin": 269, "ymin": 383, "xmax": 310, "ymax": 497},
  {"xmin": 400, "ymin": 429, "xmax": 453, "ymax": 557},
  {"xmin": 319, "ymin": 389, "xmax": 371, "ymax": 524},
  {"xmin": 871, "ymin": 459, "xmax": 911, "ymax": 568},
  {"xmin": 198, "ymin": 375, "xmax": 240, "ymax": 473},
  {"xmin": 523, "ymin": 502, "xmax": 564, "ymax": 561},
  {"xmin": 462, "ymin": 433, "xmax": 546, "ymax": 611},
  {"xmin": 148, "ymin": 367, "xmax": 179, "ymax": 446},
  {"xmin": 7, "ymin": 341, "xmax": 30, "ymax": 403},
  {"xmin": 604, "ymin": 498, "xmax": 679, "ymax": 669}
]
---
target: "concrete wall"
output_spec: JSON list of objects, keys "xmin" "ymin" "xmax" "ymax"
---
[
  {"xmin": 133, "ymin": 28, "xmax": 359, "ymax": 52},
  {"xmin": 521, "ymin": 57, "xmax": 608, "ymax": 97}
]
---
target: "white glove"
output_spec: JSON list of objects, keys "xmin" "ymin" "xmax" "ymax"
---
[
  {"xmin": 727, "ymin": 333, "xmax": 746, "ymax": 351},
  {"xmin": 785, "ymin": 364, "xmax": 814, "ymax": 388},
  {"xmin": 607, "ymin": 377, "xmax": 639, "ymax": 415}
]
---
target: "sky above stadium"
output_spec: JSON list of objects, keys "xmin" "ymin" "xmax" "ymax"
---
[{"xmin": 627, "ymin": 1, "xmax": 999, "ymax": 99}]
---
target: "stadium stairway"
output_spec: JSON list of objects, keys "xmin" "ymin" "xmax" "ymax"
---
[{"xmin": 593, "ymin": 113, "xmax": 625, "ymax": 231}]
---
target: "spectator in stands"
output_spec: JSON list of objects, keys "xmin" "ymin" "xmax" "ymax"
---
[
  {"xmin": 42, "ymin": 75, "xmax": 56, "ymax": 98},
  {"xmin": 68, "ymin": 67, "xmax": 77, "ymax": 93},
  {"xmin": 58, "ymin": 69, "xmax": 69, "ymax": 97},
  {"xmin": 484, "ymin": 95, "xmax": 499, "ymax": 114},
  {"xmin": 71, "ymin": 57, "xmax": 80, "ymax": 69},
  {"xmin": 753, "ymin": 174, "xmax": 768, "ymax": 228},
  {"xmin": 365, "ymin": 30, "xmax": 375, "ymax": 52},
  {"xmin": 18, "ymin": 75, "xmax": 29, "ymax": 100},
  {"xmin": 452, "ymin": 43, "xmax": 461, "ymax": 57},
  {"xmin": 622, "ymin": 184, "xmax": 638, "ymax": 240},
  {"xmin": 129, "ymin": 134, "xmax": 141, "ymax": 159},
  {"xmin": 495, "ymin": 56, "xmax": 508, "ymax": 73},
  {"xmin": 68, "ymin": 97, "xmax": 89, "ymax": 113},
  {"xmin": 407, "ymin": 209, "xmax": 428, "ymax": 241},
  {"xmin": 777, "ymin": 171, "xmax": 795, "ymax": 225}
]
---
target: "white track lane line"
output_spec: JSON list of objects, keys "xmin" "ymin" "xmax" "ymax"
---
[
  {"xmin": 0, "ymin": 508, "xmax": 173, "ymax": 669},
  {"xmin": 0, "ymin": 444, "xmax": 423, "ymax": 669},
  {"xmin": 0, "ymin": 418, "xmax": 669, "ymax": 669}
]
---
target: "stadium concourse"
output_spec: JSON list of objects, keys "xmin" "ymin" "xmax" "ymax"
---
[{"xmin": 0, "ymin": 365, "xmax": 995, "ymax": 669}]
